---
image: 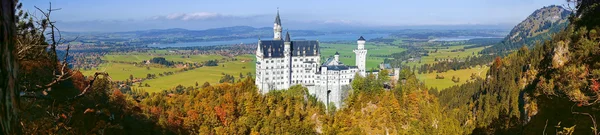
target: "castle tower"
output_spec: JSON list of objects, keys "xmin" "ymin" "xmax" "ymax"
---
[
  {"xmin": 284, "ymin": 31, "xmax": 292, "ymax": 88},
  {"xmin": 273, "ymin": 10, "xmax": 282, "ymax": 40},
  {"xmin": 353, "ymin": 36, "xmax": 367, "ymax": 76}
]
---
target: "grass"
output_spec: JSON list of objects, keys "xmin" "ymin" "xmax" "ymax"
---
[
  {"xmin": 103, "ymin": 54, "xmax": 225, "ymax": 63},
  {"xmin": 133, "ymin": 55, "xmax": 255, "ymax": 92},
  {"xmin": 82, "ymin": 51, "xmax": 255, "ymax": 93},
  {"xmin": 405, "ymin": 45, "xmax": 488, "ymax": 68},
  {"xmin": 320, "ymin": 42, "xmax": 405, "ymax": 69},
  {"xmin": 80, "ymin": 63, "xmax": 182, "ymax": 81},
  {"xmin": 416, "ymin": 65, "xmax": 489, "ymax": 90}
]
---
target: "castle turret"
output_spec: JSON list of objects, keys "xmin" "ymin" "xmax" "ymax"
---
[
  {"xmin": 284, "ymin": 31, "xmax": 291, "ymax": 51},
  {"xmin": 273, "ymin": 10, "xmax": 282, "ymax": 40},
  {"xmin": 256, "ymin": 38, "xmax": 263, "ymax": 57},
  {"xmin": 357, "ymin": 36, "xmax": 365, "ymax": 49},
  {"xmin": 353, "ymin": 36, "xmax": 367, "ymax": 76},
  {"xmin": 334, "ymin": 51, "xmax": 340, "ymax": 62},
  {"xmin": 284, "ymin": 31, "xmax": 291, "ymax": 88}
]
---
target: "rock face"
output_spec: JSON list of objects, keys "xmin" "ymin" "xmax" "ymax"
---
[
  {"xmin": 483, "ymin": 5, "xmax": 572, "ymax": 54},
  {"xmin": 506, "ymin": 5, "xmax": 571, "ymax": 44},
  {"xmin": 552, "ymin": 40, "xmax": 569, "ymax": 68}
]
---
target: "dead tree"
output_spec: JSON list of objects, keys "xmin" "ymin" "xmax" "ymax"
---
[
  {"xmin": 0, "ymin": 0, "xmax": 21, "ymax": 134},
  {"xmin": 1, "ymin": 1, "xmax": 111, "ymax": 133}
]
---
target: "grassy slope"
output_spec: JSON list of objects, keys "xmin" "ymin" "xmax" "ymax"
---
[
  {"xmin": 417, "ymin": 65, "xmax": 489, "ymax": 90},
  {"xmin": 132, "ymin": 55, "xmax": 255, "ymax": 92},
  {"xmin": 406, "ymin": 45, "xmax": 488, "ymax": 68},
  {"xmin": 80, "ymin": 63, "xmax": 182, "ymax": 81},
  {"xmin": 103, "ymin": 54, "xmax": 224, "ymax": 63}
]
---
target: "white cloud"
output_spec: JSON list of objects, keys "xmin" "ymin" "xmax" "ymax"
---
[
  {"xmin": 153, "ymin": 12, "xmax": 223, "ymax": 21},
  {"xmin": 322, "ymin": 19, "xmax": 353, "ymax": 24}
]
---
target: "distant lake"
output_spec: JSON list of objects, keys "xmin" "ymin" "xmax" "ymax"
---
[
  {"xmin": 149, "ymin": 33, "xmax": 389, "ymax": 48},
  {"xmin": 431, "ymin": 36, "xmax": 503, "ymax": 41}
]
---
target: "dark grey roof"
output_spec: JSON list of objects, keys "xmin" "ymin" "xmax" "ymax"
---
[
  {"xmin": 259, "ymin": 40, "xmax": 285, "ymax": 58},
  {"xmin": 358, "ymin": 36, "xmax": 365, "ymax": 41},
  {"xmin": 323, "ymin": 65, "xmax": 350, "ymax": 71},
  {"xmin": 259, "ymin": 40, "xmax": 319, "ymax": 58},
  {"xmin": 274, "ymin": 11, "xmax": 281, "ymax": 25},
  {"xmin": 291, "ymin": 40, "xmax": 319, "ymax": 56},
  {"xmin": 335, "ymin": 51, "xmax": 339, "ymax": 55},
  {"xmin": 285, "ymin": 31, "xmax": 291, "ymax": 42}
]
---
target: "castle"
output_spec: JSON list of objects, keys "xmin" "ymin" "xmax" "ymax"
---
[{"xmin": 255, "ymin": 10, "xmax": 368, "ymax": 108}]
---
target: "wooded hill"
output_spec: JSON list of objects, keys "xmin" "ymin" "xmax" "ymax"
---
[
  {"xmin": 482, "ymin": 5, "xmax": 572, "ymax": 54},
  {"xmin": 439, "ymin": 1, "xmax": 600, "ymax": 134}
]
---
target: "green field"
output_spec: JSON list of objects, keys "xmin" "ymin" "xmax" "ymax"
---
[
  {"xmin": 320, "ymin": 42, "xmax": 405, "ymax": 69},
  {"xmin": 406, "ymin": 45, "xmax": 488, "ymax": 67},
  {"xmin": 417, "ymin": 65, "xmax": 489, "ymax": 90},
  {"xmin": 133, "ymin": 55, "xmax": 255, "ymax": 92},
  {"xmin": 80, "ymin": 63, "xmax": 183, "ymax": 81},
  {"xmin": 82, "ymin": 52, "xmax": 255, "ymax": 92},
  {"xmin": 103, "ymin": 54, "xmax": 225, "ymax": 63}
]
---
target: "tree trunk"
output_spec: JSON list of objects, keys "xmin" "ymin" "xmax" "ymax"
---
[{"xmin": 0, "ymin": 0, "xmax": 20, "ymax": 134}]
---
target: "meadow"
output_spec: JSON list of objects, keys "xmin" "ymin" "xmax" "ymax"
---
[
  {"xmin": 417, "ymin": 65, "xmax": 489, "ymax": 90},
  {"xmin": 133, "ymin": 55, "xmax": 255, "ymax": 92},
  {"xmin": 80, "ymin": 63, "xmax": 183, "ymax": 81},
  {"xmin": 405, "ymin": 45, "xmax": 488, "ymax": 68},
  {"xmin": 103, "ymin": 53, "xmax": 224, "ymax": 63},
  {"xmin": 82, "ymin": 51, "xmax": 255, "ymax": 92}
]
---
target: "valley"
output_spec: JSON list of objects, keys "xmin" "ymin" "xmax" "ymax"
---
[{"xmin": 78, "ymin": 35, "xmax": 497, "ymax": 92}]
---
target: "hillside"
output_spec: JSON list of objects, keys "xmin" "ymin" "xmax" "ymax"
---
[
  {"xmin": 439, "ymin": 3, "xmax": 600, "ymax": 134},
  {"xmin": 482, "ymin": 5, "xmax": 571, "ymax": 54}
]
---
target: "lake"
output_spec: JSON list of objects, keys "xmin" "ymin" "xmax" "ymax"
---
[{"xmin": 149, "ymin": 33, "xmax": 389, "ymax": 48}]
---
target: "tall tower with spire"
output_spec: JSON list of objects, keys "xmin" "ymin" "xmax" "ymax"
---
[
  {"xmin": 284, "ymin": 31, "xmax": 291, "ymax": 88},
  {"xmin": 353, "ymin": 36, "xmax": 367, "ymax": 76},
  {"xmin": 273, "ymin": 9, "xmax": 282, "ymax": 40}
]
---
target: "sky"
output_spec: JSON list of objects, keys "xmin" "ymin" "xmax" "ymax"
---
[{"xmin": 22, "ymin": 0, "xmax": 568, "ymax": 32}]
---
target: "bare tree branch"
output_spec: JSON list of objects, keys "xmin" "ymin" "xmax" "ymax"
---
[{"xmin": 571, "ymin": 104, "xmax": 599, "ymax": 135}]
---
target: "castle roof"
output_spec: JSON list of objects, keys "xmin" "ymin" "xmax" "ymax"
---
[
  {"xmin": 335, "ymin": 51, "xmax": 339, "ymax": 55},
  {"xmin": 285, "ymin": 31, "xmax": 291, "ymax": 42},
  {"xmin": 358, "ymin": 36, "xmax": 365, "ymax": 41},
  {"xmin": 291, "ymin": 40, "xmax": 319, "ymax": 57},
  {"xmin": 258, "ymin": 40, "xmax": 319, "ymax": 58},
  {"xmin": 274, "ymin": 10, "xmax": 281, "ymax": 25}
]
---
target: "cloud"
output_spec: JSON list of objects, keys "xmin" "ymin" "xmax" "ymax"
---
[
  {"xmin": 152, "ymin": 12, "xmax": 224, "ymax": 21},
  {"xmin": 322, "ymin": 19, "xmax": 354, "ymax": 24}
]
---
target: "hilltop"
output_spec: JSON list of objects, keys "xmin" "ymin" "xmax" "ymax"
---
[{"xmin": 482, "ymin": 5, "xmax": 571, "ymax": 54}]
